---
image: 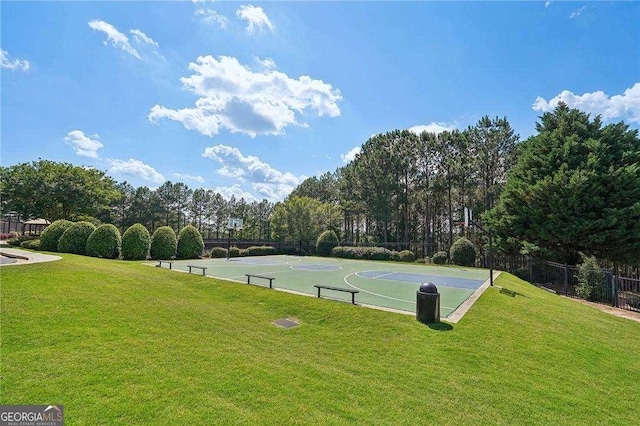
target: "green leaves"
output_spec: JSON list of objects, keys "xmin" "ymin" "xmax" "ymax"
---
[
  {"xmin": 0, "ymin": 160, "xmax": 118, "ymax": 221},
  {"xmin": 487, "ymin": 103, "xmax": 640, "ymax": 264}
]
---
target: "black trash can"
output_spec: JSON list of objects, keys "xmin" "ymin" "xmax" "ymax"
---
[{"xmin": 416, "ymin": 282, "xmax": 440, "ymax": 324}]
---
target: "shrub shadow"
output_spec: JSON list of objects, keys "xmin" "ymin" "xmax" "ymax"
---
[{"xmin": 499, "ymin": 287, "xmax": 528, "ymax": 298}]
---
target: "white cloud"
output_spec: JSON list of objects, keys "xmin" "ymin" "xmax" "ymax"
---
[
  {"xmin": 149, "ymin": 55, "xmax": 342, "ymax": 137},
  {"xmin": 408, "ymin": 122, "xmax": 456, "ymax": 135},
  {"xmin": 253, "ymin": 56, "xmax": 277, "ymax": 71},
  {"xmin": 532, "ymin": 83, "xmax": 640, "ymax": 124},
  {"xmin": 570, "ymin": 6, "xmax": 587, "ymax": 19},
  {"xmin": 236, "ymin": 5, "xmax": 274, "ymax": 34},
  {"xmin": 108, "ymin": 159, "xmax": 165, "ymax": 184},
  {"xmin": 341, "ymin": 146, "xmax": 361, "ymax": 163},
  {"xmin": 130, "ymin": 29, "xmax": 159, "ymax": 47},
  {"xmin": 88, "ymin": 20, "xmax": 141, "ymax": 59},
  {"xmin": 203, "ymin": 144, "xmax": 303, "ymax": 201},
  {"xmin": 173, "ymin": 173, "xmax": 205, "ymax": 183},
  {"xmin": 544, "ymin": 1, "xmax": 552, "ymax": 8},
  {"xmin": 213, "ymin": 184, "xmax": 258, "ymax": 202},
  {"xmin": 64, "ymin": 130, "xmax": 104, "ymax": 159},
  {"xmin": 0, "ymin": 49, "xmax": 30, "ymax": 71},
  {"xmin": 195, "ymin": 8, "xmax": 229, "ymax": 29}
]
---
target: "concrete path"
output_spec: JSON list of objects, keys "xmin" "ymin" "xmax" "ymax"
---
[{"xmin": 0, "ymin": 248, "xmax": 61, "ymax": 266}]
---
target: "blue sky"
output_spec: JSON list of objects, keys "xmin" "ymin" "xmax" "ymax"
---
[{"xmin": 2, "ymin": 1, "xmax": 639, "ymax": 202}]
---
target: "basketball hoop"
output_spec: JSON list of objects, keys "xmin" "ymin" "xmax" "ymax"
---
[{"xmin": 227, "ymin": 218, "xmax": 243, "ymax": 231}]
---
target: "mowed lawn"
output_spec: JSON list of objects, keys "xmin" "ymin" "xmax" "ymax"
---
[{"xmin": 1, "ymin": 254, "xmax": 639, "ymax": 424}]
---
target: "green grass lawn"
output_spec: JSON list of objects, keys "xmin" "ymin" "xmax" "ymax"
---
[{"xmin": 2, "ymin": 254, "xmax": 639, "ymax": 424}]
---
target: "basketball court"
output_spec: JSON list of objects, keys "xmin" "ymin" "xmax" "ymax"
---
[{"xmin": 149, "ymin": 255, "xmax": 494, "ymax": 320}]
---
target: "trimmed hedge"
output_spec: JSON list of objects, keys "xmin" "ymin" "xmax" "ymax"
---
[
  {"xmin": 7, "ymin": 235, "xmax": 37, "ymax": 247},
  {"xmin": 20, "ymin": 239, "xmax": 40, "ymax": 250},
  {"xmin": 208, "ymin": 247, "xmax": 228, "ymax": 258},
  {"xmin": 432, "ymin": 251, "xmax": 448, "ymax": 265},
  {"xmin": 177, "ymin": 225, "xmax": 204, "ymax": 259},
  {"xmin": 399, "ymin": 250, "xmax": 416, "ymax": 262},
  {"xmin": 121, "ymin": 223, "xmax": 151, "ymax": 260},
  {"xmin": 316, "ymin": 230, "xmax": 339, "ymax": 257},
  {"xmin": 228, "ymin": 246, "xmax": 240, "ymax": 258},
  {"xmin": 58, "ymin": 221, "xmax": 96, "ymax": 255},
  {"xmin": 450, "ymin": 237, "xmax": 476, "ymax": 267},
  {"xmin": 150, "ymin": 226, "xmax": 177, "ymax": 260},
  {"xmin": 39, "ymin": 219, "xmax": 73, "ymax": 252},
  {"xmin": 331, "ymin": 246, "xmax": 394, "ymax": 261},
  {"xmin": 86, "ymin": 224, "xmax": 121, "ymax": 259},
  {"xmin": 246, "ymin": 246, "xmax": 276, "ymax": 256}
]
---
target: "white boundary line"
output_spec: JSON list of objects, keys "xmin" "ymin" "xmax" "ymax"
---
[
  {"xmin": 356, "ymin": 271, "xmax": 397, "ymax": 280},
  {"xmin": 290, "ymin": 265, "xmax": 342, "ymax": 272},
  {"xmin": 344, "ymin": 272, "xmax": 457, "ymax": 310}
]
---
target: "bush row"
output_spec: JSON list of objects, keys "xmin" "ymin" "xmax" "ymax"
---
[
  {"xmin": 331, "ymin": 246, "xmax": 416, "ymax": 262},
  {"xmin": 205, "ymin": 245, "xmax": 279, "ymax": 258},
  {"xmin": 36, "ymin": 220, "xmax": 205, "ymax": 261}
]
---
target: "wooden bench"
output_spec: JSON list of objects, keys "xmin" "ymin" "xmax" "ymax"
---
[
  {"xmin": 245, "ymin": 274, "xmax": 275, "ymax": 289},
  {"xmin": 314, "ymin": 285, "xmax": 359, "ymax": 305},
  {"xmin": 187, "ymin": 265, "xmax": 207, "ymax": 276},
  {"xmin": 156, "ymin": 260, "xmax": 174, "ymax": 269}
]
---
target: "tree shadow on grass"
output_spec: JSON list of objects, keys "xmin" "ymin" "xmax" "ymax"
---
[{"xmin": 499, "ymin": 287, "xmax": 529, "ymax": 298}]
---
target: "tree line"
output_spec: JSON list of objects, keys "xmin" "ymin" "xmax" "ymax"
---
[
  {"xmin": 290, "ymin": 115, "xmax": 519, "ymax": 257},
  {"xmin": 0, "ymin": 161, "xmax": 275, "ymax": 241},
  {"xmin": 2, "ymin": 104, "xmax": 638, "ymax": 265}
]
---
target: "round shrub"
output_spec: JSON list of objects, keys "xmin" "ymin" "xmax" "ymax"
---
[
  {"xmin": 399, "ymin": 250, "xmax": 416, "ymax": 262},
  {"xmin": 208, "ymin": 247, "xmax": 228, "ymax": 258},
  {"xmin": 450, "ymin": 237, "xmax": 476, "ymax": 267},
  {"xmin": 39, "ymin": 219, "xmax": 73, "ymax": 252},
  {"xmin": 20, "ymin": 239, "xmax": 40, "ymax": 250},
  {"xmin": 316, "ymin": 230, "xmax": 339, "ymax": 257},
  {"xmin": 177, "ymin": 225, "xmax": 204, "ymax": 259},
  {"xmin": 246, "ymin": 246, "xmax": 276, "ymax": 256},
  {"xmin": 432, "ymin": 251, "xmax": 448, "ymax": 265},
  {"xmin": 121, "ymin": 223, "xmax": 151, "ymax": 260},
  {"xmin": 58, "ymin": 221, "xmax": 96, "ymax": 255},
  {"xmin": 150, "ymin": 226, "xmax": 177, "ymax": 260},
  {"xmin": 228, "ymin": 246, "xmax": 240, "ymax": 258},
  {"xmin": 86, "ymin": 224, "xmax": 121, "ymax": 259},
  {"xmin": 390, "ymin": 250, "xmax": 402, "ymax": 261}
]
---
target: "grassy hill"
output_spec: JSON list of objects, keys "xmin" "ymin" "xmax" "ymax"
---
[{"xmin": 1, "ymin": 254, "xmax": 639, "ymax": 424}]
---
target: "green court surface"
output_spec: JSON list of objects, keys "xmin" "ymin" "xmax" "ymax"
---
[{"xmin": 149, "ymin": 255, "xmax": 491, "ymax": 318}]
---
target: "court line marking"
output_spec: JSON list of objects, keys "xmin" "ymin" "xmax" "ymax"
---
[
  {"xmin": 290, "ymin": 265, "xmax": 343, "ymax": 271},
  {"xmin": 355, "ymin": 270, "xmax": 484, "ymax": 290},
  {"xmin": 343, "ymin": 272, "xmax": 456, "ymax": 310},
  {"xmin": 357, "ymin": 271, "xmax": 398, "ymax": 280}
]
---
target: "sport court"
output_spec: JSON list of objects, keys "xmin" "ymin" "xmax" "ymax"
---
[{"xmin": 153, "ymin": 255, "xmax": 491, "ymax": 319}]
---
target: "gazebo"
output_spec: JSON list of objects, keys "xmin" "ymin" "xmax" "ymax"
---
[{"xmin": 22, "ymin": 218, "xmax": 51, "ymax": 236}]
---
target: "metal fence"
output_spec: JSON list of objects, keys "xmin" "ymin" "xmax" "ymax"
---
[{"xmin": 522, "ymin": 259, "xmax": 640, "ymax": 313}]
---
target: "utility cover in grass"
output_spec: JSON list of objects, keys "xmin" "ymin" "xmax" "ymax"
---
[{"xmin": 273, "ymin": 318, "xmax": 299, "ymax": 329}]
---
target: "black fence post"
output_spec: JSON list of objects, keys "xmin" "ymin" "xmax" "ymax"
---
[
  {"xmin": 612, "ymin": 275, "xmax": 618, "ymax": 308},
  {"xmin": 563, "ymin": 263, "xmax": 569, "ymax": 295}
]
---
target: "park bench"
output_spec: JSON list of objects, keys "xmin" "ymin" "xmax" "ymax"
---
[
  {"xmin": 187, "ymin": 265, "xmax": 207, "ymax": 276},
  {"xmin": 245, "ymin": 274, "xmax": 275, "ymax": 289},
  {"xmin": 314, "ymin": 285, "xmax": 359, "ymax": 305},
  {"xmin": 156, "ymin": 260, "xmax": 174, "ymax": 269}
]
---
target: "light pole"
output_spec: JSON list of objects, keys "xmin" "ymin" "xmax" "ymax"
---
[{"xmin": 464, "ymin": 207, "xmax": 493, "ymax": 287}]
